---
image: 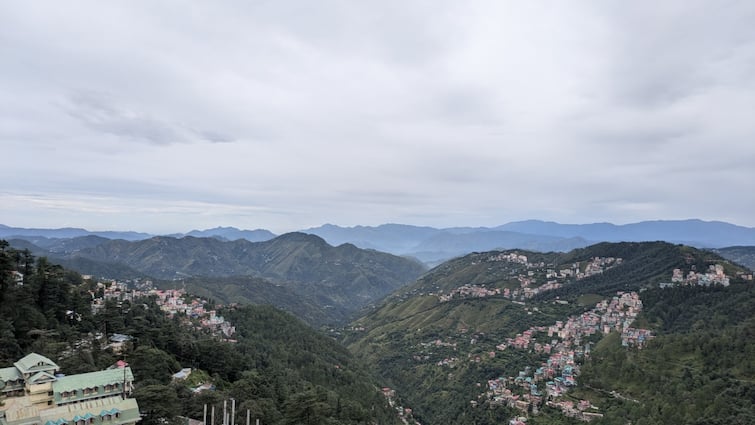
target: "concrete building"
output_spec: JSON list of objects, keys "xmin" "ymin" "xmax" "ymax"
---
[{"xmin": 0, "ymin": 354, "xmax": 140, "ymax": 425}]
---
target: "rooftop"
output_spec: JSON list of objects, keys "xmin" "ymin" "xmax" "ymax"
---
[{"xmin": 13, "ymin": 353, "xmax": 59, "ymax": 375}]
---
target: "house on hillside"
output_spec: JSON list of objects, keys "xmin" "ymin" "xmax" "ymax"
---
[
  {"xmin": 0, "ymin": 353, "xmax": 140, "ymax": 425},
  {"xmin": 172, "ymin": 368, "xmax": 192, "ymax": 381},
  {"xmin": 108, "ymin": 334, "xmax": 132, "ymax": 354}
]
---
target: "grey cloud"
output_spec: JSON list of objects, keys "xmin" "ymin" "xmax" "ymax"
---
[
  {"xmin": 64, "ymin": 91, "xmax": 188, "ymax": 145},
  {"xmin": 597, "ymin": 2, "xmax": 755, "ymax": 108},
  {"xmin": 197, "ymin": 130, "xmax": 235, "ymax": 144},
  {"xmin": 63, "ymin": 91, "xmax": 239, "ymax": 146}
]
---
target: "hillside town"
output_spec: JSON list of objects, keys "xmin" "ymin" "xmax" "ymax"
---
[
  {"xmin": 90, "ymin": 280, "xmax": 236, "ymax": 340},
  {"xmin": 439, "ymin": 254, "xmax": 623, "ymax": 302},
  {"xmin": 485, "ymin": 291, "xmax": 652, "ymax": 422},
  {"xmin": 407, "ymin": 251, "xmax": 665, "ymax": 423}
]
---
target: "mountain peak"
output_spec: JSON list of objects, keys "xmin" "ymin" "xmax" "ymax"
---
[{"xmin": 273, "ymin": 232, "xmax": 329, "ymax": 245}]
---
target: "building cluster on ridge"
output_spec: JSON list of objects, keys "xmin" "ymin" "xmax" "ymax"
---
[
  {"xmin": 438, "ymin": 255, "xmax": 623, "ymax": 303},
  {"xmin": 660, "ymin": 265, "xmax": 732, "ymax": 288},
  {"xmin": 438, "ymin": 284, "xmax": 500, "ymax": 302},
  {"xmin": 90, "ymin": 281, "xmax": 235, "ymax": 340}
]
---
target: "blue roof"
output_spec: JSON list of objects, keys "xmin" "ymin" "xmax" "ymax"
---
[{"xmin": 99, "ymin": 408, "xmax": 121, "ymax": 417}]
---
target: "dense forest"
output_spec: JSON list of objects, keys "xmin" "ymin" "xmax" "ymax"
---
[{"xmin": 0, "ymin": 240, "xmax": 400, "ymax": 425}]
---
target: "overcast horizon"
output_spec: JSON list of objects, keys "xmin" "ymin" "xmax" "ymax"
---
[
  {"xmin": 3, "ymin": 2, "xmax": 755, "ymax": 234},
  {"xmin": 3, "ymin": 218, "xmax": 755, "ymax": 237}
]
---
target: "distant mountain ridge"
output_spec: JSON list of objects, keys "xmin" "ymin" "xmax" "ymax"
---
[
  {"xmin": 0, "ymin": 225, "xmax": 276, "ymax": 242},
  {"xmin": 304, "ymin": 219, "xmax": 755, "ymax": 264},
  {"xmin": 183, "ymin": 226, "xmax": 276, "ymax": 241},
  {"xmin": 496, "ymin": 219, "xmax": 755, "ymax": 247},
  {"xmin": 4, "ymin": 219, "xmax": 755, "ymax": 266},
  {"xmin": 302, "ymin": 223, "xmax": 594, "ymax": 265},
  {"xmin": 0, "ymin": 225, "xmax": 151, "ymax": 241}
]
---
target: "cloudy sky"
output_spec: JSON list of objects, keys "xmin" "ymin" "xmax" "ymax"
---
[{"xmin": 2, "ymin": 1, "xmax": 754, "ymax": 234}]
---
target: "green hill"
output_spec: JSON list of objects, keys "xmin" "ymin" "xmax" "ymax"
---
[
  {"xmin": 0, "ymin": 240, "xmax": 402, "ymax": 425},
  {"xmin": 347, "ymin": 242, "xmax": 754, "ymax": 424},
  {"xmin": 179, "ymin": 275, "xmax": 353, "ymax": 326},
  {"xmin": 26, "ymin": 233, "xmax": 426, "ymax": 326}
]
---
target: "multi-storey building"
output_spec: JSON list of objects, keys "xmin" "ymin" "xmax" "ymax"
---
[{"xmin": 0, "ymin": 354, "xmax": 140, "ymax": 425}]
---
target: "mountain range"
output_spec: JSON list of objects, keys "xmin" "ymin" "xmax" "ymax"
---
[
  {"xmin": 5, "ymin": 219, "xmax": 755, "ymax": 266},
  {"xmin": 4, "ymin": 219, "xmax": 755, "ymax": 267},
  {"xmin": 305, "ymin": 220, "xmax": 755, "ymax": 263}
]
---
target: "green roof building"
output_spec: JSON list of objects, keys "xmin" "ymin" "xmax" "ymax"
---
[{"xmin": 0, "ymin": 354, "xmax": 140, "ymax": 425}]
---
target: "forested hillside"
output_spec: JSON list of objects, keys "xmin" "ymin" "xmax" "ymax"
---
[
  {"xmin": 713, "ymin": 246, "xmax": 755, "ymax": 271},
  {"xmin": 8, "ymin": 233, "xmax": 426, "ymax": 326},
  {"xmin": 0, "ymin": 240, "xmax": 401, "ymax": 425},
  {"xmin": 347, "ymin": 242, "xmax": 754, "ymax": 424},
  {"xmin": 576, "ymin": 284, "xmax": 755, "ymax": 424}
]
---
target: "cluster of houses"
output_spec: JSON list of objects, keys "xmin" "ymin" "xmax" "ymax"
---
[
  {"xmin": 504, "ymin": 254, "xmax": 623, "ymax": 301},
  {"xmin": 90, "ymin": 281, "xmax": 235, "ymax": 340},
  {"xmin": 151, "ymin": 289, "xmax": 236, "ymax": 339},
  {"xmin": 485, "ymin": 291, "xmax": 651, "ymax": 422},
  {"xmin": 579, "ymin": 257, "xmax": 622, "ymax": 280},
  {"xmin": 660, "ymin": 265, "xmax": 731, "ymax": 288},
  {"xmin": 487, "ymin": 348, "xmax": 585, "ymax": 419},
  {"xmin": 545, "ymin": 399, "xmax": 603, "ymax": 422},
  {"xmin": 440, "ymin": 256, "xmax": 625, "ymax": 304},
  {"xmin": 438, "ymin": 284, "xmax": 500, "ymax": 302},
  {"xmin": 488, "ymin": 253, "xmax": 532, "ymax": 266},
  {"xmin": 506, "ymin": 280, "xmax": 563, "ymax": 300}
]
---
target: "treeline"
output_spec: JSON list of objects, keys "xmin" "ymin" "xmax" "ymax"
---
[
  {"xmin": 0, "ymin": 240, "xmax": 400, "ymax": 425},
  {"xmin": 0, "ymin": 241, "xmax": 96, "ymax": 364}
]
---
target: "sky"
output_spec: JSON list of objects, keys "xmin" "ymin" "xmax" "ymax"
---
[{"xmin": 2, "ymin": 1, "xmax": 755, "ymax": 234}]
